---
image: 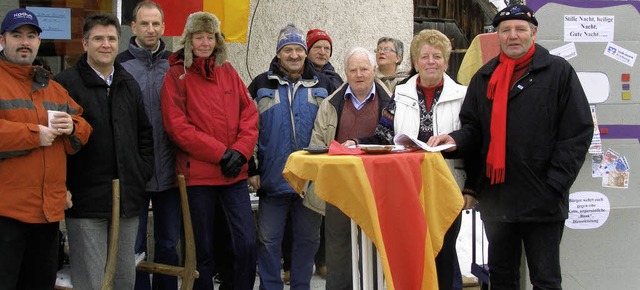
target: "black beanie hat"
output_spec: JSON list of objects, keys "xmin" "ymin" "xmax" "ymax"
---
[{"xmin": 492, "ymin": 4, "xmax": 538, "ymax": 28}]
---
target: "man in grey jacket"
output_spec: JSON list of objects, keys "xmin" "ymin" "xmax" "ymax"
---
[
  {"xmin": 116, "ymin": 2, "xmax": 179, "ymax": 289},
  {"xmin": 309, "ymin": 47, "xmax": 391, "ymax": 289}
]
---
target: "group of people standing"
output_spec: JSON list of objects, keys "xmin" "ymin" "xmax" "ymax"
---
[{"xmin": 0, "ymin": 2, "xmax": 594, "ymax": 290}]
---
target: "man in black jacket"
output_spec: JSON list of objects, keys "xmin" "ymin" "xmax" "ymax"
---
[
  {"xmin": 428, "ymin": 5, "xmax": 593, "ymax": 290},
  {"xmin": 54, "ymin": 13, "xmax": 153, "ymax": 290}
]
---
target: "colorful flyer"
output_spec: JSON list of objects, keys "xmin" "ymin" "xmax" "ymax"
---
[
  {"xmin": 588, "ymin": 105, "xmax": 602, "ymax": 154},
  {"xmin": 599, "ymin": 148, "xmax": 630, "ymax": 189}
]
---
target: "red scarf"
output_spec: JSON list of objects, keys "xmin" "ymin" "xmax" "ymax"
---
[{"xmin": 485, "ymin": 44, "xmax": 536, "ymax": 184}]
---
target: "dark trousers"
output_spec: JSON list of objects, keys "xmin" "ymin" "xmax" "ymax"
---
[
  {"xmin": 188, "ymin": 181, "xmax": 257, "ymax": 290},
  {"xmin": 325, "ymin": 203, "xmax": 353, "ymax": 290},
  {"xmin": 134, "ymin": 188, "xmax": 182, "ymax": 290},
  {"xmin": 213, "ymin": 201, "xmax": 233, "ymax": 290},
  {"xmin": 0, "ymin": 216, "xmax": 59, "ymax": 290},
  {"xmin": 484, "ymin": 220, "xmax": 565, "ymax": 290},
  {"xmin": 316, "ymin": 218, "xmax": 326, "ymax": 267},
  {"xmin": 282, "ymin": 216, "xmax": 293, "ymax": 272},
  {"xmin": 435, "ymin": 213, "xmax": 463, "ymax": 290}
]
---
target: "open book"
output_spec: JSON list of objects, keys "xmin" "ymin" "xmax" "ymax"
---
[{"xmin": 393, "ymin": 133, "xmax": 455, "ymax": 152}]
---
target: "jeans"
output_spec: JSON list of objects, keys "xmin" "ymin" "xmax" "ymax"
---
[
  {"xmin": 484, "ymin": 220, "xmax": 565, "ymax": 290},
  {"xmin": 257, "ymin": 193, "xmax": 321, "ymax": 290},
  {"xmin": 134, "ymin": 188, "xmax": 182, "ymax": 290},
  {"xmin": 0, "ymin": 216, "xmax": 59, "ymax": 290},
  {"xmin": 188, "ymin": 181, "xmax": 257, "ymax": 290}
]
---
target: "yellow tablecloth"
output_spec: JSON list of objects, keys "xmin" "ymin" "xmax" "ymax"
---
[{"xmin": 282, "ymin": 151, "xmax": 463, "ymax": 290}]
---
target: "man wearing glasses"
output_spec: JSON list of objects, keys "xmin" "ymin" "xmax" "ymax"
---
[
  {"xmin": 54, "ymin": 14, "xmax": 153, "ymax": 289},
  {"xmin": 375, "ymin": 36, "xmax": 409, "ymax": 92}
]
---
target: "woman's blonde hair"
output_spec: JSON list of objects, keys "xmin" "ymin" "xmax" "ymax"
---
[{"xmin": 409, "ymin": 29, "xmax": 452, "ymax": 64}]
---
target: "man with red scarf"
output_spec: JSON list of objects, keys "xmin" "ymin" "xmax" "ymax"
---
[{"xmin": 428, "ymin": 4, "xmax": 593, "ymax": 290}]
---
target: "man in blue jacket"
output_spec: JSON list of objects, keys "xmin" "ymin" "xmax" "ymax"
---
[
  {"xmin": 248, "ymin": 23, "xmax": 336, "ymax": 290},
  {"xmin": 116, "ymin": 2, "xmax": 179, "ymax": 289}
]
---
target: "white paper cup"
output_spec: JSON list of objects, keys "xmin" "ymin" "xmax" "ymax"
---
[{"xmin": 47, "ymin": 110, "xmax": 63, "ymax": 128}]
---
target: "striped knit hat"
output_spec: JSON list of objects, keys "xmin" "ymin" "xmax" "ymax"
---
[{"xmin": 276, "ymin": 24, "xmax": 307, "ymax": 53}]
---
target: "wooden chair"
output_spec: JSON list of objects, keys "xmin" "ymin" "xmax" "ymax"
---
[
  {"xmin": 56, "ymin": 175, "xmax": 199, "ymax": 289},
  {"xmin": 101, "ymin": 179, "xmax": 121, "ymax": 290},
  {"xmin": 136, "ymin": 174, "xmax": 199, "ymax": 289}
]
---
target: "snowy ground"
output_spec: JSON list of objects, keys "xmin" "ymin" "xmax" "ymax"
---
[{"xmin": 58, "ymin": 206, "xmax": 489, "ymax": 289}]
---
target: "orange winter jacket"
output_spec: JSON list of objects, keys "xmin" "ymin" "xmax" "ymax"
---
[{"xmin": 0, "ymin": 59, "xmax": 92, "ymax": 223}]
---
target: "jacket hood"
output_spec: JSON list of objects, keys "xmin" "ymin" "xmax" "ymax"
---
[
  {"xmin": 127, "ymin": 36, "xmax": 169, "ymax": 60},
  {"xmin": 268, "ymin": 56, "xmax": 318, "ymax": 81},
  {"xmin": 168, "ymin": 48, "xmax": 221, "ymax": 79}
]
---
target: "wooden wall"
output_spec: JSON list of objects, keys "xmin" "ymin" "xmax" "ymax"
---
[{"xmin": 413, "ymin": 0, "xmax": 496, "ymax": 80}]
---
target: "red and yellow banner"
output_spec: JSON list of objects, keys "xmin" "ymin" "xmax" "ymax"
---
[
  {"xmin": 457, "ymin": 32, "xmax": 500, "ymax": 86},
  {"xmin": 155, "ymin": 0, "xmax": 249, "ymax": 42},
  {"xmin": 283, "ymin": 151, "xmax": 463, "ymax": 290}
]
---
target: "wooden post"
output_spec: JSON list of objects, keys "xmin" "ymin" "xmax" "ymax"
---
[{"xmin": 101, "ymin": 179, "xmax": 120, "ymax": 290}]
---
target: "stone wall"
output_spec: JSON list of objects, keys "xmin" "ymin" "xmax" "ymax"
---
[{"xmin": 222, "ymin": 0, "xmax": 413, "ymax": 85}]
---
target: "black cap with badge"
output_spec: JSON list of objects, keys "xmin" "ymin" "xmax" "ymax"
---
[{"xmin": 492, "ymin": 4, "xmax": 538, "ymax": 28}]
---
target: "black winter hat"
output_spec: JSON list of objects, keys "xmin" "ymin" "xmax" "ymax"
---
[{"xmin": 492, "ymin": 4, "xmax": 538, "ymax": 28}]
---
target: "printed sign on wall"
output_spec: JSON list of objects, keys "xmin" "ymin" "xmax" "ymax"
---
[
  {"xmin": 566, "ymin": 191, "xmax": 610, "ymax": 229},
  {"xmin": 564, "ymin": 15, "xmax": 614, "ymax": 42}
]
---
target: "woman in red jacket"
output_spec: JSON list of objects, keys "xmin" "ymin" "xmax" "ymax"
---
[{"xmin": 160, "ymin": 11, "xmax": 259, "ymax": 290}]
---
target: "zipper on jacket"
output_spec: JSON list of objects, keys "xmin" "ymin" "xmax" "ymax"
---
[
  {"xmin": 511, "ymin": 72, "xmax": 531, "ymax": 91},
  {"xmin": 288, "ymin": 83, "xmax": 299, "ymax": 148},
  {"xmin": 39, "ymin": 99, "xmax": 49, "ymax": 222}
]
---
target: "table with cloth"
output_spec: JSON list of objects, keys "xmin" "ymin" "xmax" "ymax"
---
[{"xmin": 282, "ymin": 150, "xmax": 464, "ymax": 290}]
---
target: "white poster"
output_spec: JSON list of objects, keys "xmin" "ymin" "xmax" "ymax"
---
[
  {"xmin": 564, "ymin": 15, "xmax": 614, "ymax": 42},
  {"xmin": 26, "ymin": 7, "xmax": 71, "ymax": 40},
  {"xmin": 550, "ymin": 42, "xmax": 578, "ymax": 60},
  {"xmin": 566, "ymin": 191, "xmax": 610, "ymax": 229}
]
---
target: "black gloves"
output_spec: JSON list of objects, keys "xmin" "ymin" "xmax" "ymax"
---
[{"xmin": 220, "ymin": 149, "xmax": 247, "ymax": 178}]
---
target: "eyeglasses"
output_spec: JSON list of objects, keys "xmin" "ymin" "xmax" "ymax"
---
[
  {"xmin": 88, "ymin": 35, "xmax": 118, "ymax": 44},
  {"xmin": 374, "ymin": 47, "xmax": 396, "ymax": 54}
]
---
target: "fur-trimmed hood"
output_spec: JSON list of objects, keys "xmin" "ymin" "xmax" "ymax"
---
[{"xmin": 178, "ymin": 11, "xmax": 227, "ymax": 68}]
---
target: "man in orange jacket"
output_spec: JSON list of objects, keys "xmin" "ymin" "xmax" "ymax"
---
[{"xmin": 0, "ymin": 8, "xmax": 92, "ymax": 289}]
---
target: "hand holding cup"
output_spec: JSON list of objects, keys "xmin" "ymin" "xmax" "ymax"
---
[{"xmin": 47, "ymin": 110, "xmax": 74, "ymax": 135}]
